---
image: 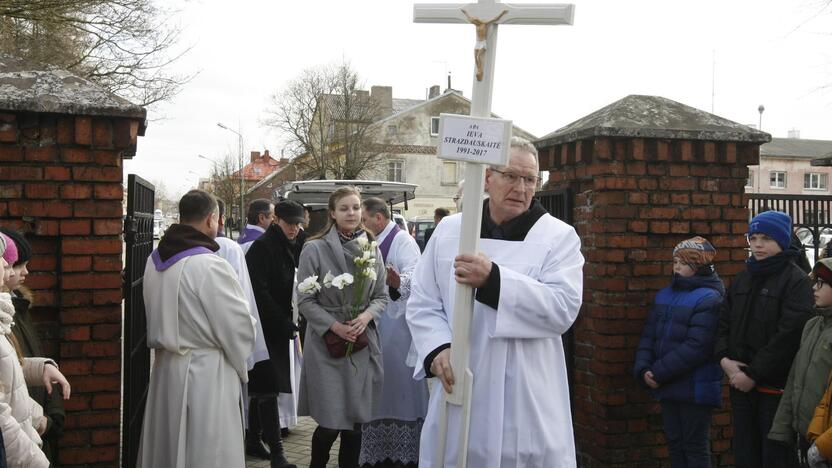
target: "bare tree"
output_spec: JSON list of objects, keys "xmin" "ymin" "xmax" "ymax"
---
[
  {"xmin": 207, "ymin": 152, "xmax": 243, "ymax": 221},
  {"xmin": 262, "ymin": 61, "xmax": 384, "ymax": 180},
  {"xmin": 0, "ymin": 0, "xmax": 192, "ymax": 107},
  {"xmin": 151, "ymin": 178, "xmax": 180, "ymax": 216}
]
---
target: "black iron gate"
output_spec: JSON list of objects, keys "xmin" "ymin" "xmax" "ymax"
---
[
  {"xmin": 749, "ymin": 193, "xmax": 832, "ymax": 264},
  {"xmin": 122, "ymin": 175, "xmax": 154, "ymax": 468},
  {"xmin": 534, "ymin": 187, "xmax": 576, "ymax": 389}
]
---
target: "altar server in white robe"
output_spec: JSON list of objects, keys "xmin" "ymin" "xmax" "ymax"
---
[
  {"xmin": 138, "ymin": 189, "xmax": 256, "ymax": 468},
  {"xmin": 407, "ymin": 137, "xmax": 584, "ymax": 468},
  {"xmin": 215, "ymin": 199, "xmax": 270, "ymax": 372},
  {"xmin": 359, "ymin": 197, "xmax": 430, "ymax": 467}
]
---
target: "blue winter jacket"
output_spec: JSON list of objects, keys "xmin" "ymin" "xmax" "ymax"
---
[{"xmin": 633, "ymin": 272, "xmax": 725, "ymax": 407}]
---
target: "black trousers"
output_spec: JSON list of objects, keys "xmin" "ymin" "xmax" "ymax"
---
[
  {"xmin": 730, "ymin": 389, "xmax": 796, "ymax": 468},
  {"xmin": 311, "ymin": 425, "xmax": 362, "ymax": 468}
]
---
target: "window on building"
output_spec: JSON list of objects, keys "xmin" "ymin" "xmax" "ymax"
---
[
  {"xmin": 746, "ymin": 170, "xmax": 754, "ymax": 187},
  {"xmin": 388, "ymin": 161, "xmax": 404, "ymax": 182},
  {"xmin": 442, "ymin": 161, "xmax": 459, "ymax": 185},
  {"xmin": 769, "ymin": 171, "xmax": 786, "ymax": 189},
  {"xmin": 430, "ymin": 117, "xmax": 440, "ymax": 136},
  {"xmin": 804, "ymin": 173, "xmax": 828, "ymax": 190},
  {"xmin": 387, "ymin": 125, "xmax": 397, "ymax": 136}
]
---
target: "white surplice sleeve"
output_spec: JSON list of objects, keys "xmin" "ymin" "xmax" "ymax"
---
[
  {"xmin": 406, "ymin": 225, "xmax": 453, "ymax": 380},
  {"xmin": 491, "ymin": 223, "xmax": 584, "ymax": 339},
  {"xmin": 197, "ymin": 258, "xmax": 257, "ymax": 382},
  {"xmin": 390, "ymin": 233, "xmax": 421, "ymax": 311}
]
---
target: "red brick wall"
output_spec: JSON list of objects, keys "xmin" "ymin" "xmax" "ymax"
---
[
  {"xmin": 541, "ymin": 136, "xmax": 761, "ymax": 467},
  {"xmin": 0, "ymin": 111, "xmax": 139, "ymax": 467}
]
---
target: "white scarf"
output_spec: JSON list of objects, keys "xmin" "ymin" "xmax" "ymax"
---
[{"xmin": 0, "ymin": 293, "xmax": 15, "ymax": 336}]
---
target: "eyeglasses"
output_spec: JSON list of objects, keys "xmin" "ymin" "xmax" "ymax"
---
[
  {"xmin": 491, "ymin": 169, "xmax": 541, "ymax": 189},
  {"xmin": 816, "ymin": 278, "xmax": 829, "ymax": 289}
]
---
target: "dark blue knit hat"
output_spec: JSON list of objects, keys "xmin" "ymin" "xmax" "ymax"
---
[{"xmin": 748, "ymin": 211, "xmax": 792, "ymax": 251}]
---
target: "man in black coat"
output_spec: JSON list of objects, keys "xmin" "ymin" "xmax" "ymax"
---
[{"xmin": 246, "ymin": 200, "xmax": 306, "ymax": 468}]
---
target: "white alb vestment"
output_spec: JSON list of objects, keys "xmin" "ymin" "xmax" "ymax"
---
[
  {"xmin": 216, "ymin": 236, "xmax": 269, "ymax": 369},
  {"xmin": 138, "ymin": 252, "xmax": 256, "ymax": 468},
  {"xmin": 374, "ymin": 221, "xmax": 429, "ymax": 421},
  {"xmin": 407, "ymin": 212, "xmax": 584, "ymax": 468}
]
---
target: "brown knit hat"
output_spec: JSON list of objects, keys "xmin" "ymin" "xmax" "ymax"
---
[{"xmin": 673, "ymin": 236, "xmax": 716, "ymax": 271}]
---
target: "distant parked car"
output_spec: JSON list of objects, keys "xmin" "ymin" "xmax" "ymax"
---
[
  {"xmin": 277, "ymin": 179, "xmax": 418, "ymax": 237},
  {"xmin": 153, "ymin": 209, "xmax": 165, "ymax": 239},
  {"xmin": 392, "ymin": 213, "xmax": 408, "ymax": 235},
  {"xmin": 408, "ymin": 217, "xmax": 435, "ymax": 252},
  {"xmin": 796, "ymin": 227, "xmax": 832, "ymax": 265}
]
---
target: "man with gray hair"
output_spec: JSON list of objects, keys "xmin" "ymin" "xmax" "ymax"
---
[{"xmin": 407, "ymin": 137, "xmax": 584, "ymax": 467}]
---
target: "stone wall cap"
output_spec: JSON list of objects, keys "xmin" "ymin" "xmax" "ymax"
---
[
  {"xmin": 0, "ymin": 53, "xmax": 147, "ymax": 122},
  {"xmin": 536, "ymin": 94, "xmax": 771, "ymax": 147}
]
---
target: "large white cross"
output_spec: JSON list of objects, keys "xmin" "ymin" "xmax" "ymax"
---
[{"xmin": 413, "ymin": 2, "xmax": 574, "ymax": 467}]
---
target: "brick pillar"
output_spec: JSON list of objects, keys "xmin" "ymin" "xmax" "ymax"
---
[
  {"xmin": 539, "ymin": 135, "xmax": 763, "ymax": 467},
  {"xmin": 0, "ymin": 111, "xmax": 140, "ymax": 467}
]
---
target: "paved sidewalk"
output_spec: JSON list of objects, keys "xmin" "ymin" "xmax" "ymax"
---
[{"xmin": 246, "ymin": 416, "xmax": 339, "ymax": 468}]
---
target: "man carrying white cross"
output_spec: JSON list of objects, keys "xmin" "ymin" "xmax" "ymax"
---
[
  {"xmin": 407, "ymin": 137, "xmax": 583, "ymax": 467},
  {"xmin": 407, "ymin": 2, "xmax": 583, "ymax": 467}
]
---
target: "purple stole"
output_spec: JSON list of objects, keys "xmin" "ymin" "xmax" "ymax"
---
[
  {"xmin": 151, "ymin": 246, "xmax": 213, "ymax": 271},
  {"xmin": 237, "ymin": 226, "xmax": 264, "ymax": 245},
  {"xmin": 379, "ymin": 223, "xmax": 401, "ymax": 264}
]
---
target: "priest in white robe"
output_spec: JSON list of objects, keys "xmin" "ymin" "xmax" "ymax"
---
[
  {"xmin": 138, "ymin": 189, "xmax": 256, "ymax": 468},
  {"xmin": 407, "ymin": 137, "xmax": 584, "ymax": 468},
  {"xmin": 359, "ymin": 197, "xmax": 430, "ymax": 467}
]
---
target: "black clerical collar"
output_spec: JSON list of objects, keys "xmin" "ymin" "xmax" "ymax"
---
[{"xmin": 481, "ymin": 198, "xmax": 547, "ymax": 241}]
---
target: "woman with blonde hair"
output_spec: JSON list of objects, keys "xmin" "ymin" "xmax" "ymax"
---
[{"xmin": 296, "ymin": 186, "xmax": 389, "ymax": 468}]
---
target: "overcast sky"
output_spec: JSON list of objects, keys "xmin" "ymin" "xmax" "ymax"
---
[{"xmin": 124, "ymin": 0, "xmax": 832, "ymax": 196}]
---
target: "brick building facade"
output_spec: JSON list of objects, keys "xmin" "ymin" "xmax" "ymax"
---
[
  {"xmin": 0, "ymin": 53, "xmax": 146, "ymax": 467},
  {"xmin": 536, "ymin": 95, "xmax": 770, "ymax": 467}
]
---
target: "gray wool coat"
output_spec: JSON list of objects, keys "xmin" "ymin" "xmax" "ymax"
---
[{"xmin": 297, "ymin": 227, "xmax": 389, "ymax": 430}]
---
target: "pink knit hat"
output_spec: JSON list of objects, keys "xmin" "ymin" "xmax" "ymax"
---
[{"xmin": 0, "ymin": 232, "xmax": 17, "ymax": 265}]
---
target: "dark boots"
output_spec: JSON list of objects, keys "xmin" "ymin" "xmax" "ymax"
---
[
  {"xmin": 259, "ymin": 397, "xmax": 296, "ymax": 468},
  {"xmin": 337, "ymin": 427, "xmax": 362, "ymax": 468},
  {"xmin": 310, "ymin": 426, "xmax": 340, "ymax": 468},
  {"xmin": 309, "ymin": 425, "xmax": 361, "ymax": 468},
  {"xmin": 245, "ymin": 398, "xmax": 270, "ymax": 460}
]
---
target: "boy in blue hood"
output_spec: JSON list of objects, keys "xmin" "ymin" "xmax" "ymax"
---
[{"xmin": 635, "ymin": 236, "xmax": 725, "ymax": 467}]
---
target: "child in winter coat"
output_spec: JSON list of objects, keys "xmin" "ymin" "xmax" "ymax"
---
[
  {"xmin": 806, "ymin": 371, "xmax": 832, "ymax": 467},
  {"xmin": 715, "ymin": 211, "xmax": 814, "ymax": 468},
  {"xmin": 769, "ymin": 257, "xmax": 832, "ymax": 463},
  {"xmin": 634, "ymin": 236, "xmax": 725, "ymax": 468},
  {"xmin": 0, "ymin": 232, "xmax": 71, "ymax": 467}
]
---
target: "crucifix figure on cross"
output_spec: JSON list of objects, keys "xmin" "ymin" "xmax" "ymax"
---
[
  {"xmin": 462, "ymin": 8, "xmax": 508, "ymax": 81},
  {"xmin": 407, "ymin": 2, "xmax": 581, "ymax": 468}
]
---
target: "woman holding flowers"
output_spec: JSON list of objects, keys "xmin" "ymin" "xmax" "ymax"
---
[{"xmin": 296, "ymin": 186, "xmax": 389, "ymax": 468}]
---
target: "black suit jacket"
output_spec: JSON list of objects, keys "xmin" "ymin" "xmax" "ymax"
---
[{"xmin": 246, "ymin": 224, "xmax": 299, "ymax": 394}]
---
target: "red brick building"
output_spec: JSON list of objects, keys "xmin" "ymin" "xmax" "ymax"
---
[{"xmin": 233, "ymin": 150, "xmax": 289, "ymax": 192}]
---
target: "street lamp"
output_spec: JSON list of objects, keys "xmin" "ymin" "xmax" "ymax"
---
[{"xmin": 217, "ymin": 122, "xmax": 244, "ymax": 236}]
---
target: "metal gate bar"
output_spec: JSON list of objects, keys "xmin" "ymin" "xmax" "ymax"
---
[{"xmin": 122, "ymin": 174, "xmax": 154, "ymax": 468}]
